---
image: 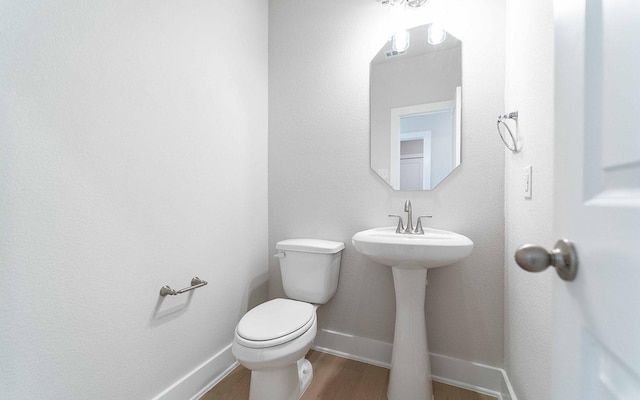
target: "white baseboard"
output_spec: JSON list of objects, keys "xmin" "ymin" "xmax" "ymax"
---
[
  {"xmin": 151, "ymin": 343, "xmax": 238, "ymax": 400},
  {"xmin": 313, "ymin": 328, "xmax": 518, "ymax": 400},
  {"xmin": 430, "ymin": 353, "xmax": 517, "ymax": 400},
  {"xmin": 166, "ymin": 328, "xmax": 518, "ymax": 400},
  {"xmin": 312, "ymin": 328, "xmax": 393, "ymax": 368}
]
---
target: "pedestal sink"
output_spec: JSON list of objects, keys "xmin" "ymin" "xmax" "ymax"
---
[{"xmin": 352, "ymin": 226, "xmax": 473, "ymax": 400}]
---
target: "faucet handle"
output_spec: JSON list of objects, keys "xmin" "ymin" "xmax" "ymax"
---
[
  {"xmin": 414, "ymin": 215, "xmax": 432, "ymax": 234},
  {"xmin": 388, "ymin": 214, "xmax": 405, "ymax": 233}
]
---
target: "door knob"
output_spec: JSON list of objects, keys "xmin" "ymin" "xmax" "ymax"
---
[{"xmin": 515, "ymin": 239, "xmax": 578, "ymax": 281}]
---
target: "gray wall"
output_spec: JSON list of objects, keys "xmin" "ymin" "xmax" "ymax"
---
[
  {"xmin": 0, "ymin": 1, "xmax": 268, "ymax": 398},
  {"xmin": 504, "ymin": 0, "xmax": 555, "ymax": 399},
  {"xmin": 269, "ymin": 0, "xmax": 506, "ymax": 367}
]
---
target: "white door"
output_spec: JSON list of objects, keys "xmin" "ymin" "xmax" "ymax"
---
[
  {"xmin": 400, "ymin": 157, "xmax": 424, "ymax": 190},
  {"xmin": 553, "ymin": 1, "xmax": 640, "ymax": 399}
]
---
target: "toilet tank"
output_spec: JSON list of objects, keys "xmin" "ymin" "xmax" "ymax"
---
[{"xmin": 276, "ymin": 239, "xmax": 345, "ymax": 304}]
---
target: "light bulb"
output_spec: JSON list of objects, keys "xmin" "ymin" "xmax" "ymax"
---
[
  {"xmin": 428, "ymin": 23, "xmax": 446, "ymax": 45},
  {"xmin": 392, "ymin": 30, "xmax": 410, "ymax": 53}
]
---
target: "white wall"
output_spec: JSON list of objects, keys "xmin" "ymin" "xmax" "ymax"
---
[
  {"xmin": 269, "ymin": 0, "xmax": 506, "ymax": 367},
  {"xmin": 504, "ymin": 0, "xmax": 555, "ymax": 399},
  {"xmin": 0, "ymin": 1, "xmax": 268, "ymax": 399}
]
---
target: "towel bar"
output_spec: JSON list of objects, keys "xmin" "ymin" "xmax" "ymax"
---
[{"xmin": 160, "ymin": 277, "xmax": 207, "ymax": 296}]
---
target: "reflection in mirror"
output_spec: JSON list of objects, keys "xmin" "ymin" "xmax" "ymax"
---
[{"xmin": 370, "ymin": 24, "xmax": 462, "ymax": 190}]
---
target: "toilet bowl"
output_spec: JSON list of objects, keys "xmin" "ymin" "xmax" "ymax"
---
[
  {"xmin": 233, "ymin": 299, "xmax": 318, "ymax": 400},
  {"xmin": 232, "ymin": 239, "xmax": 344, "ymax": 400}
]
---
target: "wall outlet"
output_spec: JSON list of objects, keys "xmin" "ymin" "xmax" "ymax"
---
[{"xmin": 524, "ymin": 165, "xmax": 532, "ymax": 199}]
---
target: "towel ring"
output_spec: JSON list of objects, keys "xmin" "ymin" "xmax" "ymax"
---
[{"xmin": 497, "ymin": 111, "xmax": 520, "ymax": 153}]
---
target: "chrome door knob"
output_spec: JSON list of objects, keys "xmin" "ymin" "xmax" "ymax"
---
[{"xmin": 515, "ymin": 239, "xmax": 578, "ymax": 281}]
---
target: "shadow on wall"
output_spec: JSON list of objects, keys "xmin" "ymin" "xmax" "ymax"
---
[
  {"xmin": 149, "ymin": 292, "xmax": 196, "ymax": 326},
  {"xmin": 240, "ymin": 272, "xmax": 270, "ymax": 314}
]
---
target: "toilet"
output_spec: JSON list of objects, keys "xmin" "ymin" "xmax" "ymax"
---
[{"xmin": 232, "ymin": 238, "xmax": 344, "ymax": 400}]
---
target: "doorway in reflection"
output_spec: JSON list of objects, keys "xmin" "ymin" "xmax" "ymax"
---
[{"xmin": 392, "ymin": 103, "xmax": 456, "ymax": 190}]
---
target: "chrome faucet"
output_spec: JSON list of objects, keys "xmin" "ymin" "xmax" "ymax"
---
[
  {"xmin": 389, "ymin": 200, "xmax": 432, "ymax": 234},
  {"xmin": 404, "ymin": 200, "xmax": 414, "ymax": 234}
]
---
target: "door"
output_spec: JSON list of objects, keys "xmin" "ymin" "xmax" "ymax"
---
[
  {"xmin": 400, "ymin": 157, "xmax": 424, "ymax": 190},
  {"xmin": 553, "ymin": 1, "xmax": 640, "ymax": 399}
]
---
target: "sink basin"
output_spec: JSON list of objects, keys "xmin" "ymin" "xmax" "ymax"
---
[
  {"xmin": 351, "ymin": 226, "xmax": 473, "ymax": 400},
  {"xmin": 351, "ymin": 226, "xmax": 473, "ymax": 269}
]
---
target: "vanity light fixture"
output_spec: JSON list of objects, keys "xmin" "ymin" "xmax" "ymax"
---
[
  {"xmin": 427, "ymin": 23, "xmax": 447, "ymax": 45},
  {"xmin": 381, "ymin": 0, "xmax": 429, "ymax": 8},
  {"xmin": 381, "ymin": 0, "xmax": 443, "ymax": 51},
  {"xmin": 385, "ymin": 0, "xmax": 411, "ymax": 53}
]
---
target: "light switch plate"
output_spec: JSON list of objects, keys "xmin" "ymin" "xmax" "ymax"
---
[{"xmin": 524, "ymin": 165, "xmax": 532, "ymax": 199}]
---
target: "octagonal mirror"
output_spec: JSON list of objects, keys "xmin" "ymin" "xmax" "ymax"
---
[{"xmin": 370, "ymin": 23, "xmax": 462, "ymax": 190}]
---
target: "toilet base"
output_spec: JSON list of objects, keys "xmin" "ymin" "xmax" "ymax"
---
[{"xmin": 249, "ymin": 358, "xmax": 313, "ymax": 400}]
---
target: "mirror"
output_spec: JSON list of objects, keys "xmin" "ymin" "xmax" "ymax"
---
[{"xmin": 370, "ymin": 24, "xmax": 462, "ymax": 190}]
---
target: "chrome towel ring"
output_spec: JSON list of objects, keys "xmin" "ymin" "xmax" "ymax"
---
[{"xmin": 497, "ymin": 111, "xmax": 520, "ymax": 153}]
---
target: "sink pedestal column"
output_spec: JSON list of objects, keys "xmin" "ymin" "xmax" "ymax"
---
[{"xmin": 388, "ymin": 266, "xmax": 432, "ymax": 400}]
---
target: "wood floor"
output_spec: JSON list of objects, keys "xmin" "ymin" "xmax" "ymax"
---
[{"xmin": 202, "ymin": 350, "xmax": 497, "ymax": 400}]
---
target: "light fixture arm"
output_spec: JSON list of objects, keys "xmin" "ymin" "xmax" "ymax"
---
[{"xmin": 380, "ymin": 0, "xmax": 429, "ymax": 8}]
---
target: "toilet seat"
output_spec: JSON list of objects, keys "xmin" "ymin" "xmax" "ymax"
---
[{"xmin": 235, "ymin": 298, "xmax": 315, "ymax": 349}]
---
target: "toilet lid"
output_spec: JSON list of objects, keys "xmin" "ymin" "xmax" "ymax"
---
[
  {"xmin": 276, "ymin": 239, "xmax": 345, "ymax": 254},
  {"xmin": 236, "ymin": 298, "xmax": 315, "ymax": 348}
]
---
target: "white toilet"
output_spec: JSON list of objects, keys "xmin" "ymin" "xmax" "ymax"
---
[{"xmin": 232, "ymin": 238, "xmax": 344, "ymax": 400}]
